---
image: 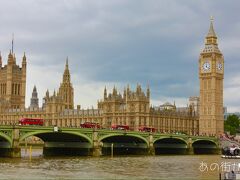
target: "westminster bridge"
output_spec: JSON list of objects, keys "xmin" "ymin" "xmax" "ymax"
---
[{"xmin": 0, "ymin": 125, "xmax": 220, "ymax": 157}]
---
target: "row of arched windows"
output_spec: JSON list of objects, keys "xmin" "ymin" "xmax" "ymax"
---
[
  {"xmin": 12, "ymin": 83, "xmax": 21, "ymax": 95},
  {"xmin": 0, "ymin": 83, "xmax": 21, "ymax": 95},
  {"xmin": 0, "ymin": 83, "xmax": 6, "ymax": 95}
]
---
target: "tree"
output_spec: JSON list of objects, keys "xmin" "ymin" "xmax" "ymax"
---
[{"xmin": 224, "ymin": 114, "xmax": 240, "ymax": 135}]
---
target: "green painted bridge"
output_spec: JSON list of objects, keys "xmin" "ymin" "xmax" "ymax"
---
[{"xmin": 0, "ymin": 125, "xmax": 220, "ymax": 157}]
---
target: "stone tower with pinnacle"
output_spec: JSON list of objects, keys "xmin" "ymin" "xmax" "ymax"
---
[
  {"xmin": 0, "ymin": 50, "xmax": 26, "ymax": 109},
  {"xmin": 199, "ymin": 17, "xmax": 224, "ymax": 136},
  {"xmin": 58, "ymin": 58, "xmax": 74, "ymax": 109},
  {"xmin": 30, "ymin": 85, "xmax": 39, "ymax": 108}
]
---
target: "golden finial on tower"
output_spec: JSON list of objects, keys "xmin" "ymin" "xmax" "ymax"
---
[
  {"xmin": 207, "ymin": 16, "xmax": 216, "ymax": 38},
  {"xmin": 210, "ymin": 15, "xmax": 214, "ymax": 22},
  {"xmin": 12, "ymin": 33, "xmax": 14, "ymax": 53},
  {"xmin": 66, "ymin": 56, "xmax": 69, "ymax": 68},
  {"xmin": 147, "ymin": 84, "xmax": 150, "ymax": 98},
  {"xmin": 104, "ymin": 86, "xmax": 107, "ymax": 99},
  {"xmin": 22, "ymin": 52, "xmax": 27, "ymax": 66}
]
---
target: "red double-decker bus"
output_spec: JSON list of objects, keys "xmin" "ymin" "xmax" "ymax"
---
[
  {"xmin": 139, "ymin": 126, "xmax": 156, "ymax": 132},
  {"xmin": 111, "ymin": 124, "xmax": 129, "ymax": 131},
  {"xmin": 19, "ymin": 118, "xmax": 44, "ymax": 126},
  {"xmin": 80, "ymin": 122, "xmax": 101, "ymax": 129}
]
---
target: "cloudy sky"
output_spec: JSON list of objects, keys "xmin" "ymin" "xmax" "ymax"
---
[{"xmin": 0, "ymin": 0, "xmax": 240, "ymax": 112}]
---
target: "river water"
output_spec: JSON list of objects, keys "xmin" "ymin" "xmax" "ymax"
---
[{"xmin": 0, "ymin": 149, "xmax": 238, "ymax": 179}]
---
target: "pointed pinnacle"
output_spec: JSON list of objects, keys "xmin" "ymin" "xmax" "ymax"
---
[
  {"xmin": 207, "ymin": 17, "xmax": 216, "ymax": 37},
  {"xmin": 66, "ymin": 57, "xmax": 69, "ymax": 68}
]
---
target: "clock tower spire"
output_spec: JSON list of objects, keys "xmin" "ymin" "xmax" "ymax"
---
[{"xmin": 199, "ymin": 17, "xmax": 224, "ymax": 136}]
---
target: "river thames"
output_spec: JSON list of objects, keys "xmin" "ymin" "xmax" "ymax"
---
[{"xmin": 0, "ymin": 149, "xmax": 234, "ymax": 179}]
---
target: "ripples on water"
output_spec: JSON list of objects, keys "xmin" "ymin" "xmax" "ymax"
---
[{"xmin": 0, "ymin": 149, "xmax": 226, "ymax": 179}]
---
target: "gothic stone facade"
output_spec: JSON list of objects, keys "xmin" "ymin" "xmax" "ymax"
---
[
  {"xmin": 0, "ymin": 51, "xmax": 26, "ymax": 110},
  {"xmin": 0, "ymin": 19, "xmax": 223, "ymax": 136},
  {"xmin": 199, "ymin": 19, "xmax": 224, "ymax": 136}
]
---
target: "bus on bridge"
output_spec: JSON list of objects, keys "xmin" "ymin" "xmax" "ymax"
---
[
  {"xmin": 80, "ymin": 122, "xmax": 101, "ymax": 129},
  {"xmin": 19, "ymin": 118, "xmax": 44, "ymax": 126}
]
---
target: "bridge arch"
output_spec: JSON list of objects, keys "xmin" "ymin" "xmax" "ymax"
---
[
  {"xmin": 153, "ymin": 137, "xmax": 188, "ymax": 144},
  {"xmin": 99, "ymin": 133, "xmax": 149, "ymax": 155},
  {"xmin": 20, "ymin": 130, "xmax": 93, "ymax": 145},
  {"xmin": 0, "ymin": 131, "xmax": 13, "ymax": 157},
  {"xmin": 192, "ymin": 139, "xmax": 218, "ymax": 146},
  {"xmin": 154, "ymin": 137, "xmax": 188, "ymax": 155},
  {"xmin": 19, "ymin": 130, "xmax": 93, "ymax": 156},
  {"xmin": 192, "ymin": 139, "xmax": 218, "ymax": 154},
  {"xmin": 0, "ymin": 132, "xmax": 12, "ymax": 146},
  {"xmin": 99, "ymin": 133, "xmax": 149, "ymax": 145}
]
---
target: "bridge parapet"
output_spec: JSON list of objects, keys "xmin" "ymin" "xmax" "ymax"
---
[{"xmin": 0, "ymin": 125, "xmax": 220, "ymax": 157}]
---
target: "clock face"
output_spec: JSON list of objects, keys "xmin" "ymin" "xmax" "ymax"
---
[
  {"xmin": 217, "ymin": 63, "xmax": 222, "ymax": 70},
  {"xmin": 203, "ymin": 62, "xmax": 211, "ymax": 71}
]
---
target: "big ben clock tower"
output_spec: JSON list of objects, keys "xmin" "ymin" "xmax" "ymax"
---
[{"xmin": 199, "ymin": 17, "xmax": 224, "ymax": 136}]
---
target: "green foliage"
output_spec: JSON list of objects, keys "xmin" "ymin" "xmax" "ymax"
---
[{"xmin": 224, "ymin": 115, "xmax": 240, "ymax": 135}]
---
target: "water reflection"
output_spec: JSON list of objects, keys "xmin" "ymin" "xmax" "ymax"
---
[{"xmin": 0, "ymin": 149, "xmax": 227, "ymax": 179}]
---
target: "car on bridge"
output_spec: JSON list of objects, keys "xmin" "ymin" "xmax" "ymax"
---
[
  {"xmin": 19, "ymin": 118, "xmax": 44, "ymax": 126},
  {"xmin": 138, "ymin": 126, "xmax": 156, "ymax": 132},
  {"xmin": 111, "ymin": 124, "xmax": 129, "ymax": 131},
  {"xmin": 80, "ymin": 122, "xmax": 101, "ymax": 129}
]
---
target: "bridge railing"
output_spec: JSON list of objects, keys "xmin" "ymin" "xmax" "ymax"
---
[{"xmin": 0, "ymin": 124, "xmax": 219, "ymax": 140}]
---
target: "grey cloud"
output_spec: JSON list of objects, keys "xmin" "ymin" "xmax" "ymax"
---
[{"xmin": 0, "ymin": 0, "xmax": 239, "ymax": 111}]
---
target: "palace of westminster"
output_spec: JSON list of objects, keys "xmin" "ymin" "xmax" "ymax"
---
[{"xmin": 0, "ymin": 19, "xmax": 224, "ymax": 136}]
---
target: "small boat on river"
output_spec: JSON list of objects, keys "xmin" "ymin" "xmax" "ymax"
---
[
  {"xmin": 221, "ymin": 155, "xmax": 240, "ymax": 159},
  {"xmin": 222, "ymin": 145, "xmax": 240, "ymax": 159}
]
